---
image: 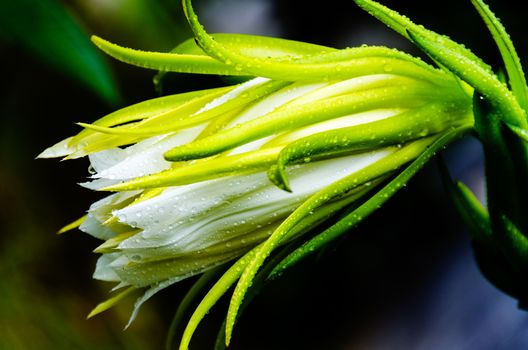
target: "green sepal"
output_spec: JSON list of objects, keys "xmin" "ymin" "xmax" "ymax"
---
[
  {"xmin": 164, "ymin": 83, "xmax": 449, "ymax": 162},
  {"xmin": 103, "ymin": 146, "xmax": 282, "ymax": 192},
  {"xmin": 268, "ymin": 127, "xmax": 470, "ymax": 279},
  {"xmin": 407, "ymin": 29, "xmax": 526, "ymax": 128},
  {"xmin": 500, "ymin": 215, "xmax": 528, "ymax": 270},
  {"xmin": 57, "ymin": 215, "xmax": 86, "ymax": 235},
  {"xmin": 470, "ymin": 0, "xmax": 528, "ymax": 111},
  {"xmin": 353, "ymin": 0, "xmax": 493, "ymax": 76},
  {"xmin": 92, "ymin": 35, "xmax": 247, "ymax": 76},
  {"xmin": 79, "ymin": 80, "xmax": 288, "ymax": 137},
  {"xmin": 177, "ymin": 190, "xmax": 368, "ymax": 349},
  {"xmin": 87, "ymin": 287, "xmax": 139, "ymax": 319},
  {"xmin": 225, "ymin": 134, "xmax": 467, "ymax": 345},
  {"xmin": 177, "ymin": 247, "xmax": 259, "ymax": 350},
  {"xmin": 437, "ymin": 157, "xmax": 491, "ymax": 242},
  {"xmin": 268, "ymin": 100, "xmax": 472, "ymax": 191},
  {"xmin": 153, "ymin": 33, "xmax": 334, "ymax": 93},
  {"xmin": 181, "ymin": 0, "xmax": 450, "ymax": 83},
  {"xmin": 166, "ymin": 266, "xmax": 224, "ymax": 350},
  {"xmin": 506, "ymin": 123, "xmax": 528, "ymax": 143},
  {"xmin": 473, "ymin": 93, "xmax": 523, "ymax": 234}
]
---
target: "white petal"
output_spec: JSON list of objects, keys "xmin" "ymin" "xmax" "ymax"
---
[
  {"xmin": 79, "ymin": 178, "xmax": 122, "ymax": 190},
  {"xmin": 289, "ymin": 74, "xmax": 398, "ymax": 105},
  {"xmin": 37, "ymin": 137, "xmax": 75, "ymax": 158},
  {"xmin": 80, "ymin": 191, "xmax": 141, "ymax": 239},
  {"xmin": 88, "ymin": 148, "xmax": 126, "ymax": 173},
  {"xmin": 116, "ymin": 148, "xmax": 394, "ymax": 255},
  {"xmin": 195, "ymin": 77, "xmax": 270, "ymax": 114},
  {"xmin": 94, "ymin": 125, "xmax": 205, "ymax": 180},
  {"xmin": 124, "ymin": 275, "xmax": 189, "ymax": 329},
  {"xmin": 273, "ymin": 109, "xmax": 401, "ymax": 145},
  {"xmin": 226, "ymin": 81, "xmax": 327, "ymax": 127},
  {"xmin": 93, "ymin": 253, "xmax": 121, "ymax": 282}
]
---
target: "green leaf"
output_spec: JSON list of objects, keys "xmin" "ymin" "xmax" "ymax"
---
[
  {"xmin": 470, "ymin": 0, "xmax": 528, "ymax": 112},
  {"xmin": 0, "ymin": 0, "xmax": 120, "ymax": 104},
  {"xmin": 268, "ymin": 127, "xmax": 470, "ymax": 278}
]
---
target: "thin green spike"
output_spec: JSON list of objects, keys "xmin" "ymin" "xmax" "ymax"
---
[
  {"xmin": 57, "ymin": 215, "xmax": 86, "ymax": 234},
  {"xmin": 87, "ymin": 287, "xmax": 139, "ymax": 319},
  {"xmin": 68, "ymin": 86, "xmax": 233, "ymax": 152}
]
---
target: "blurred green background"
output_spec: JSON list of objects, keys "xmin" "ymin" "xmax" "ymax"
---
[{"xmin": 1, "ymin": 0, "xmax": 528, "ymax": 349}]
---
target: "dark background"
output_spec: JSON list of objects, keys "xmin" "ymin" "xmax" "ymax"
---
[{"xmin": 1, "ymin": 0, "xmax": 528, "ymax": 349}]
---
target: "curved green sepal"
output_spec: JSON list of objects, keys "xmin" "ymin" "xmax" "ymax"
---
[
  {"xmin": 103, "ymin": 147, "xmax": 282, "ymax": 191},
  {"xmin": 268, "ymin": 127, "xmax": 470, "ymax": 279},
  {"xmin": 407, "ymin": 29, "xmax": 526, "ymax": 128},
  {"xmin": 437, "ymin": 157, "xmax": 491, "ymax": 242},
  {"xmin": 181, "ymin": 0, "xmax": 448, "ymax": 83},
  {"xmin": 164, "ymin": 84, "xmax": 445, "ymax": 161},
  {"xmin": 470, "ymin": 0, "xmax": 528, "ymax": 111},
  {"xmin": 353, "ymin": 0, "xmax": 493, "ymax": 76},
  {"xmin": 501, "ymin": 215, "xmax": 528, "ymax": 268},
  {"xmin": 225, "ymin": 135, "xmax": 460, "ymax": 345},
  {"xmin": 92, "ymin": 35, "xmax": 247, "ymax": 76},
  {"xmin": 166, "ymin": 267, "xmax": 223, "ymax": 350},
  {"xmin": 178, "ymin": 247, "xmax": 259, "ymax": 350},
  {"xmin": 267, "ymin": 101, "xmax": 472, "ymax": 191},
  {"xmin": 505, "ymin": 123, "xmax": 528, "ymax": 144}
]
